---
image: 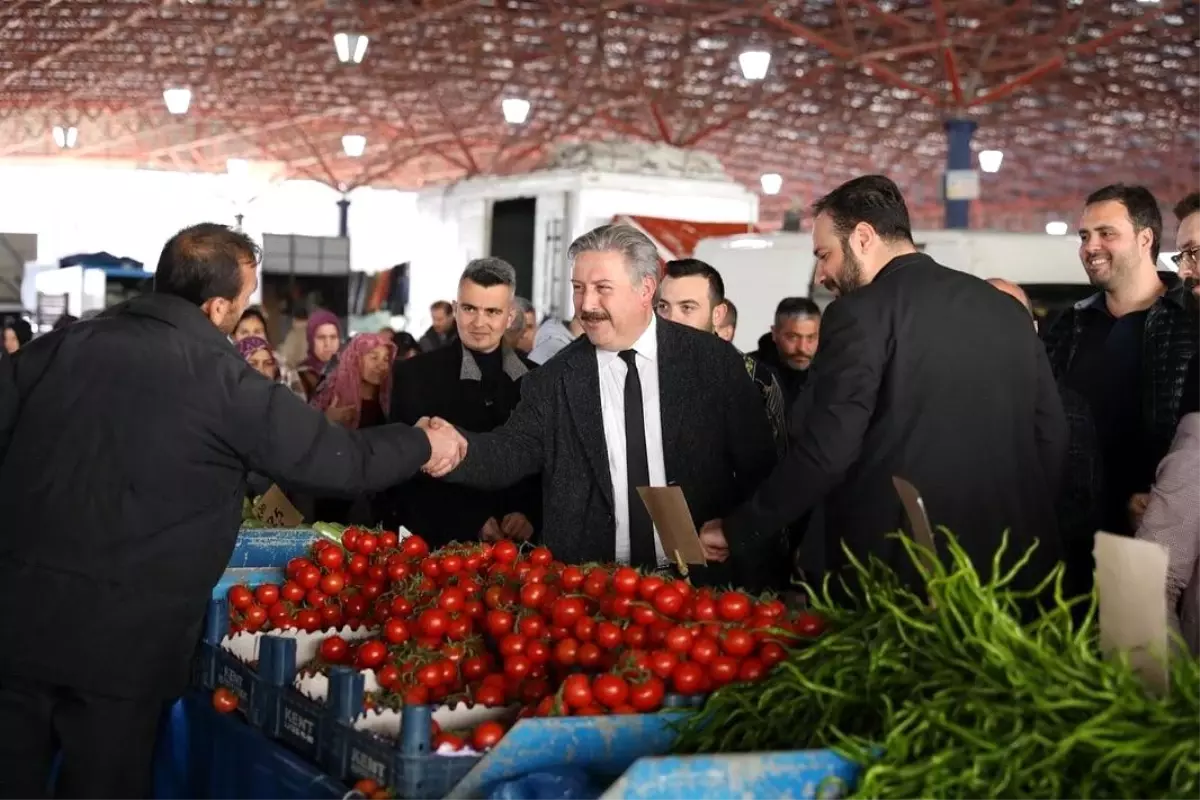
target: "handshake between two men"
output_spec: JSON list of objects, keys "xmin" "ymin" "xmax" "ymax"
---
[{"xmin": 416, "ymin": 416, "xmax": 469, "ymax": 477}]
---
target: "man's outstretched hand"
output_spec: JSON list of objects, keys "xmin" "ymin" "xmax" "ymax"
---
[{"xmin": 418, "ymin": 416, "xmax": 467, "ymax": 476}]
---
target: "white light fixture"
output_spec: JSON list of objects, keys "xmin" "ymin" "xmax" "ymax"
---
[
  {"xmin": 978, "ymin": 149, "xmax": 1004, "ymax": 173},
  {"xmin": 738, "ymin": 50, "xmax": 771, "ymax": 81},
  {"xmin": 760, "ymin": 172, "xmax": 783, "ymax": 195},
  {"xmin": 501, "ymin": 98, "xmax": 531, "ymax": 125},
  {"xmin": 341, "ymin": 134, "xmax": 367, "ymax": 158},
  {"xmin": 1045, "ymin": 221, "xmax": 1069, "ymax": 236},
  {"xmin": 333, "ymin": 32, "xmax": 369, "ymax": 64},
  {"xmin": 226, "ymin": 158, "xmax": 249, "ymax": 178},
  {"xmin": 52, "ymin": 125, "xmax": 78, "ymax": 149},
  {"xmin": 163, "ymin": 87, "xmax": 192, "ymax": 115}
]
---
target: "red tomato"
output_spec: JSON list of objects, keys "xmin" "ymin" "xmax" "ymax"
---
[
  {"xmin": 652, "ymin": 587, "xmax": 684, "ymax": 617},
  {"xmin": 461, "ymin": 656, "xmax": 490, "ymax": 682},
  {"xmin": 610, "ymin": 595, "xmax": 634, "ymax": 618},
  {"xmin": 319, "ymin": 572, "xmax": 345, "ymax": 596},
  {"xmin": 342, "ymin": 529, "xmax": 360, "ymax": 551},
  {"xmin": 386, "ymin": 557, "xmax": 411, "ymax": 582},
  {"xmin": 401, "ymin": 535, "xmax": 429, "ymax": 559},
  {"xmin": 574, "ymin": 617, "xmax": 597, "ymax": 642},
  {"xmin": 721, "ymin": 629, "xmax": 756, "ymax": 657},
  {"xmin": 574, "ymin": 704, "xmax": 606, "ymax": 717},
  {"xmin": 464, "ymin": 600, "xmax": 485, "ymax": 620},
  {"xmin": 268, "ymin": 601, "xmax": 292, "ymax": 626},
  {"xmin": 356, "ymin": 533, "xmax": 378, "ymax": 555},
  {"xmin": 317, "ymin": 547, "xmax": 344, "ymax": 570},
  {"xmin": 637, "ymin": 576, "xmax": 665, "ymax": 601},
  {"xmin": 379, "ymin": 531, "xmax": 399, "ymax": 550},
  {"xmin": 667, "ymin": 623, "xmax": 696, "ymax": 657},
  {"xmin": 649, "ymin": 649, "xmax": 679, "ymax": 679},
  {"xmin": 519, "ymin": 582, "xmax": 548, "ymax": 609},
  {"xmin": 355, "ymin": 639, "xmax": 387, "ymax": 669},
  {"xmin": 367, "ymin": 564, "xmax": 387, "ymax": 583},
  {"xmin": 305, "ymin": 588, "xmax": 327, "ymax": 608},
  {"xmin": 553, "ymin": 638, "xmax": 579, "ymax": 666},
  {"xmin": 708, "ymin": 655, "xmax": 739, "ymax": 686},
  {"xmin": 277, "ymin": 581, "xmax": 302, "ymax": 604},
  {"xmin": 347, "ymin": 553, "xmax": 369, "ymax": 577},
  {"xmin": 689, "ymin": 636, "xmax": 720, "ymax": 665},
  {"xmin": 384, "ymin": 617, "xmax": 411, "ymax": 644},
  {"xmin": 295, "ymin": 608, "xmax": 322, "ymax": 632},
  {"xmin": 559, "ymin": 566, "xmax": 585, "ymax": 590},
  {"xmin": 417, "ymin": 663, "xmax": 444, "ymax": 688},
  {"xmin": 647, "ymin": 619, "xmax": 672, "ymax": 647},
  {"xmin": 498, "ymin": 633, "xmax": 526, "ymax": 657},
  {"xmin": 561, "ymin": 674, "xmax": 593, "ymax": 710},
  {"xmin": 503, "ymin": 655, "xmax": 532, "ymax": 680},
  {"xmin": 582, "ymin": 575, "xmax": 608, "ymax": 599},
  {"xmin": 404, "ymin": 684, "xmax": 431, "ymax": 705},
  {"xmin": 390, "ymin": 595, "xmax": 413, "ymax": 617},
  {"xmin": 793, "ymin": 612, "xmax": 827, "ymax": 638},
  {"xmin": 622, "ymin": 625, "xmax": 647, "ymax": 649},
  {"xmin": 473, "ymin": 683, "xmax": 507, "ymax": 707},
  {"xmin": 591, "ymin": 674, "xmax": 629, "ymax": 709},
  {"xmin": 691, "ymin": 595, "xmax": 717, "ymax": 621},
  {"xmin": 610, "ymin": 567, "xmax": 640, "ymax": 596},
  {"xmin": 528, "ymin": 546, "xmax": 553, "ymax": 567},
  {"xmin": 548, "ymin": 625, "xmax": 572, "ymax": 641},
  {"xmin": 517, "ymin": 615, "xmax": 545, "ymax": 639},
  {"xmin": 485, "ymin": 609, "xmax": 514, "ymax": 638},
  {"xmin": 227, "ymin": 585, "xmax": 254, "ymax": 611},
  {"xmin": 671, "ymin": 661, "xmax": 706, "ymax": 695},
  {"xmin": 243, "ymin": 604, "xmax": 268, "ymax": 631},
  {"xmin": 320, "ymin": 635, "xmax": 349, "ymax": 663},
  {"xmin": 417, "ymin": 608, "xmax": 450, "ymax": 639},
  {"xmin": 420, "ymin": 558, "xmax": 441, "ymax": 580},
  {"xmin": 441, "ymin": 554, "xmax": 464, "ymax": 575},
  {"xmin": 628, "ymin": 676, "xmax": 666, "ymax": 711},
  {"xmin": 755, "ymin": 599, "xmax": 786, "ymax": 619},
  {"xmin": 445, "ymin": 615, "xmax": 472, "ymax": 641},
  {"xmin": 577, "ymin": 642, "xmax": 602, "ymax": 668},
  {"xmin": 353, "ymin": 779, "xmax": 379, "ymax": 796},
  {"xmin": 632, "ymin": 604, "xmax": 659, "ymax": 627},
  {"xmin": 717, "ymin": 592, "xmax": 752, "ymax": 622},
  {"xmin": 551, "ymin": 597, "xmax": 586, "ymax": 628},
  {"xmin": 471, "ymin": 721, "xmax": 506, "ymax": 751},
  {"xmin": 525, "ymin": 639, "xmax": 551, "ymax": 665},
  {"xmin": 491, "ymin": 539, "xmax": 519, "ymax": 564},
  {"xmin": 439, "ymin": 659, "xmax": 457, "ymax": 685},
  {"xmin": 320, "ymin": 602, "xmax": 344, "ymax": 628},
  {"xmin": 212, "ymin": 687, "xmax": 238, "ymax": 713},
  {"xmin": 253, "ymin": 583, "xmax": 280, "ymax": 607},
  {"xmin": 295, "ymin": 565, "xmax": 321, "ymax": 590},
  {"xmin": 595, "ymin": 623, "xmax": 624, "ymax": 652},
  {"xmin": 438, "ymin": 587, "xmax": 466, "ymax": 613},
  {"xmin": 285, "ymin": 557, "xmax": 309, "ymax": 580},
  {"xmin": 737, "ymin": 657, "xmax": 766, "ymax": 682}
]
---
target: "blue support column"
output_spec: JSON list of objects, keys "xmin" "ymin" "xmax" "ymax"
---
[{"xmin": 943, "ymin": 118, "xmax": 977, "ymax": 230}]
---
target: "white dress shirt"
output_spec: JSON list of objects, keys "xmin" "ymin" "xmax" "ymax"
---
[{"xmin": 596, "ymin": 315, "xmax": 668, "ymax": 566}]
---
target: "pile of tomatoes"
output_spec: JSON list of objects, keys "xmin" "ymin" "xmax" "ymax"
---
[{"xmin": 226, "ymin": 529, "xmax": 825, "ymax": 749}]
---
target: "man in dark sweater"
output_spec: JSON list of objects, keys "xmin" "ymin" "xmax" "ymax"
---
[
  {"xmin": 749, "ymin": 297, "xmax": 821, "ymax": 414},
  {"xmin": 382, "ymin": 258, "xmax": 540, "ymax": 547}
]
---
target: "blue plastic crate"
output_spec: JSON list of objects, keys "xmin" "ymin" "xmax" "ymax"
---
[
  {"xmin": 254, "ymin": 636, "xmax": 333, "ymax": 763},
  {"xmin": 212, "ymin": 529, "xmax": 317, "ymax": 600},
  {"xmin": 448, "ymin": 713, "xmax": 685, "ymax": 800},
  {"xmin": 602, "ymin": 750, "xmax": 863, "ymax": 799},
  {"xmin": 323, "ymin": 673, "xmax": 482, "ymax": 799}
]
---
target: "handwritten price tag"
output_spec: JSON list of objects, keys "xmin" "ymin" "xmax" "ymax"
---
[{"xmin": 252, "ymin": 484, "xmax": 304, "ymax": 528}]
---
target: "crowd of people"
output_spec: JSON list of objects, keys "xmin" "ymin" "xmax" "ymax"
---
[{"xmin": 0, "ymin": 175, "xmax": 1196, "ymax": 797}]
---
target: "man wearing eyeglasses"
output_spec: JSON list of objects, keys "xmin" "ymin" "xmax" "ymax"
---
[{"xmin": 1173, "ymin": 192, "xmax": 1199, "ymax": 300}]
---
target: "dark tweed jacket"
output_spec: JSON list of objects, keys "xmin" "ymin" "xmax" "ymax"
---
[
  {"xmin": 445, "ymin": 317, "xmax": 778, "ymax": 584},
  {"xmin": 1042, "ymin": 272, "xmax": 1197, "ymax": 467}
]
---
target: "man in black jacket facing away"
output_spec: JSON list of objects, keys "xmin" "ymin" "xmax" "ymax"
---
[
  {"xmin": 700, "ymin": 176, "xmax": 1068, "ymax": 595},
  {"xmin": 0, "ymin": 224, "xmax": 466, "ymax": 799}
]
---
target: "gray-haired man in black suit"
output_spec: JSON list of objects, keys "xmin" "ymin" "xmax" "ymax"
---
[{"xmin": 426, "ymin": 224, "xmax": 779, "ymax": 588}]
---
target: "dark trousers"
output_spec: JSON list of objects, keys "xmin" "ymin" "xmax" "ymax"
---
[{"xmin": 0, "ymin": 676, "xmax": 164, "ymax": 799}]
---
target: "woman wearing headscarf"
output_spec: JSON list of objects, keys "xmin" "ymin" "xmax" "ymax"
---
[
  {"xmin": 3, "ymin": 317, "xmax": 32, "ymax": 355},
  {"xmin": 236, "ymin": 336, "xmax": 282, "ymax": 383},
  {"xmin": 308, "ymin": 332, "xmax": 398, "ymax": 523},
  {"xmin": 235, "ymin": 308, "xmax": 304, "ymax": 396},
  {"xmin": 297, "ymin": 309, "xmax": 342, "ymax": 399}
]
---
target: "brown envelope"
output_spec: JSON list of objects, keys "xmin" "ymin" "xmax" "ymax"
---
[{"xmin": 636, "ymin": 486, "xmax": 708, "ymax": 565}]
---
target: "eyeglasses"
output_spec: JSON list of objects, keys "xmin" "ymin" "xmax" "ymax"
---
[{"xmin": 1171, "ymin": 246, "xmax": 1200, "ymax": 267}]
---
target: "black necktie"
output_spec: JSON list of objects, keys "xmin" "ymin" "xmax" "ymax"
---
[{"xmin": 619, "ymin": 349, "xmax": 656, "ymax": 568}]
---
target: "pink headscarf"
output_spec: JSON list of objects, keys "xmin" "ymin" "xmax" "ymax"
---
[
  {"xmin": 301, "ymin": 309, "xmax": 342, "ymax": 374},
  {"xmin": 310, "ymin": 333, "xmax": 397, "ymax": 429}
]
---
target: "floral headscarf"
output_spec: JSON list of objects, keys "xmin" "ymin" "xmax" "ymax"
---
[
  {"xmin": 236, "ymin": 335, "xmax": 271, "ymax": 361},
  {"xmin": 301, "ymin": 309, "xmax": 342, "ymax": 374},
  {"xmin": 310, "ymin": 333, "xmax": 397, "ymax": 429}
]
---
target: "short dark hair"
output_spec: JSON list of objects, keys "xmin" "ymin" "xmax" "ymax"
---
[
  {"xmin": 1084, "ymin": 184, "xmax": 1163, "ymax": 261},
  {"xmin": 461, "ymin": 257, "xmax": 517, "ymax": 289},
  {"xmin": 154, "ymin": 223, "xmax": 260, "ymax": 305},
  {"xmin": 812, "ymin": 174, "xmax": 913, "ymax": 244},
  {"xmin": 431, "ymin": 300, "xmax": 453, "ymax": 314},
  {"xmin": 239, "ymin": 306, "xmax": 268, "ymax": 328},
  {"xmin": 775, "ymin": 297, "xmax": 821, "ymax": 325},
  {"xmin": 719, "ymin": 298, "xmax": 737, "ymax": 327},
  {"xmin": 663, "ymin": 258, "xmax": 725, "ymax": 306},
  {"xmin": 1174, "ymin": 192, "xmax": 1200, "ymax": 223}
]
